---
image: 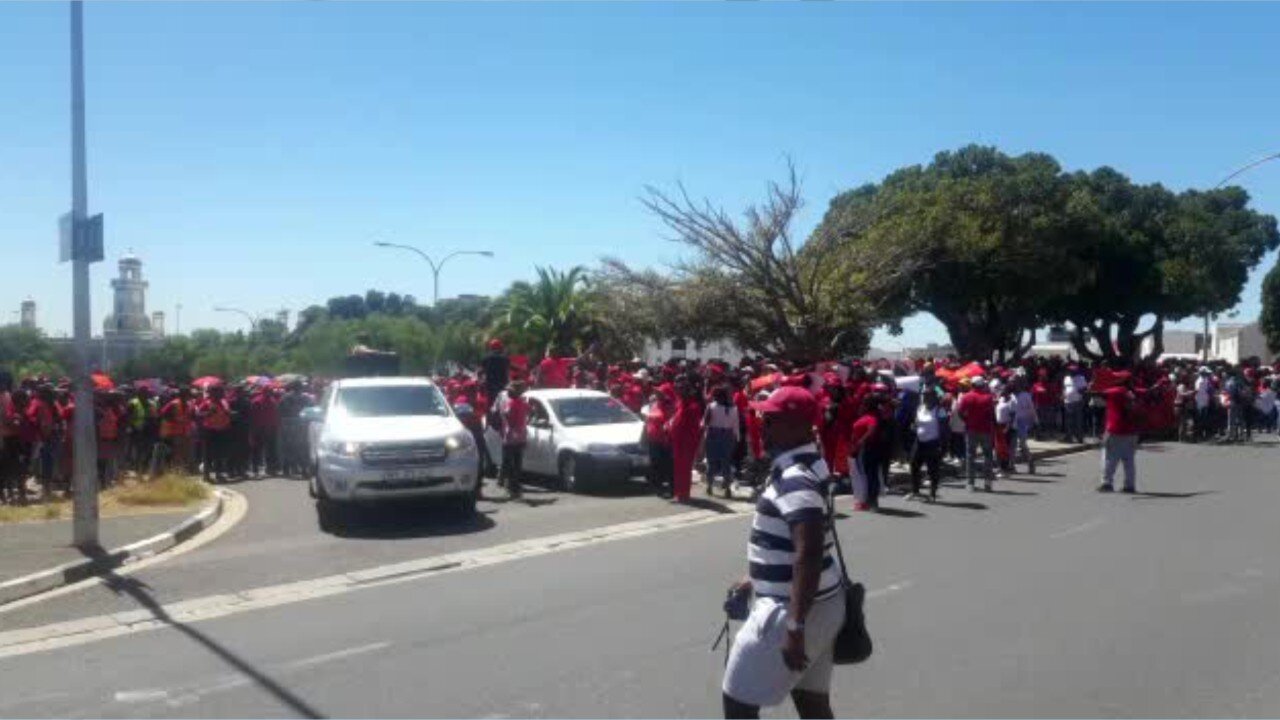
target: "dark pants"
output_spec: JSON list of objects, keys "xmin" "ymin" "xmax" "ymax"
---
[
  {"xmin": 0, "ymin": 438, "xmax": 23, "ymax": 502},
  {"xmin": 648, "ymin": 443, "xmax": 673, "ymax": 495},
  {"xmin": 250, "ymin": 428, "xmax": 279, "ymax": 476},
  {"xmin": 202, "ymin": 429, "xmax": 230, "ymax": 480},
  {"xmin": 856, "ymin": 448, "xmax": 884, "ymax": 507},
  {"xmin": 909, "ymin": 439, "xmax": 942, "ymax": 498},
  {"xmin": 500, "ymin": 443, "xmax": 525, "ymax": 496},
  {"xmin": 280, "ymin": 419, "xmax": 307, "ymax": 476}
]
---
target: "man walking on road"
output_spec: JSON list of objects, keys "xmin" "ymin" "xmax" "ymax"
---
[
  {"xmin": 1097, "ymin": 373, "xmax": 1141, "ymax": 493},
  {"xmin": 956, "ymin": 377, "xmax": 997, "ymax": 492},
  {"xmin": 722, "ymin": 386, "xmax": 845, "ymax": 720}
]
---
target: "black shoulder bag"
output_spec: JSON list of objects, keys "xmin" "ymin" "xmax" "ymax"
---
[{"xmin": 826, "ymin": 486, "xmax": 873, "ymax": 664}]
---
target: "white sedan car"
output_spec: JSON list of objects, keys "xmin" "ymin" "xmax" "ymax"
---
[{"xmin": 484, "ymin": 389, "xmax": 648, "ymax": 492}]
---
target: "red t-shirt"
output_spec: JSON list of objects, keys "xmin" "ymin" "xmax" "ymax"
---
[
  {"xmin": 958, "ymin": 391, "xmax": 996, "ymax": 435},
  {"xmin": 26, "ymin": 399, "xmax": 55, "ymax": 441},
  {"xmin": 1104, "ymin": 387, "xmax": 1139, "ymax": 436},
  {"xmin": 850, "ymin": 414, "xmax": 879, "ymax": 455},
  {"xmin": 538, "ymin": 357, "xmax": 571, "ymax": 389},
  {"xmin": 500, "ymin": 394, "xmax": 529, "ymax": 445},
  {"xmin": 645, "ymin": 403, "xmax": 671, "ymax": 446}
]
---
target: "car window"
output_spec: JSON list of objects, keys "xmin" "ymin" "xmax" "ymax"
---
[
  {"xmin": 548, "ymin": 397, "xmax": 638, "ymax": 427},
  {"xmin": 529, "ymin": 399, "xmax": 550, "ymax": 426},
  {"xmin": 333, "ymin": 385, "xmax": 448, "ymax": 418}
]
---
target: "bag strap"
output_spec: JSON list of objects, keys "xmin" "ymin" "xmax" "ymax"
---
[{"xmin": 824, "ymin": 486, "xmax": 854, "ymax": 589}]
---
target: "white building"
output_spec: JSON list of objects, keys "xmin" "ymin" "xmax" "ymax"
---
[
  {"xmin": 1141, "ymin": 329, "xmax": 1206, "ymax": 360},
  {"xmin": 19, "ymin": 299, "xmax": 36, "ymax": 330},
  {"xmin": 1213, "ymin": 322, "xmax": 1274, "ymax": 364},
  {"xmin": 639, "ymin": 337, "xmax": 749, "ymax": 365}
]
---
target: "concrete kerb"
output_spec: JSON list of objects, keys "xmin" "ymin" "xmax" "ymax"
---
[{"xmin": 0, "ymin": 489, "xmax": 229, "ymax": 607}]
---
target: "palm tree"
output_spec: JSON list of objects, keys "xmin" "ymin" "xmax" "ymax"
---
[{"xmin": 498, "ymin": 266, "xmax": 594, "ymax": 356}]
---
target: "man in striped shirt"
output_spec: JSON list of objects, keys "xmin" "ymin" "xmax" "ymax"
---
[{"xmin": 723, "ymin": 387, "xmax": 846, "ymax": 719}]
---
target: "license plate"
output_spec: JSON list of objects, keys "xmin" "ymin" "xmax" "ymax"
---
[{"xmin": 382, "ymin": 469, "xmax": 422, "ymax": 481}]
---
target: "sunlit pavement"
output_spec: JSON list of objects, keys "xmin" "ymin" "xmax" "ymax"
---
[{"xmin": 2, "ymin": 441, "xmax": 1278, "ymax": 718}]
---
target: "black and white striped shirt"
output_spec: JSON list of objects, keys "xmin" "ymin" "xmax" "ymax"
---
[{"xmin": 748, "ymin": 444, "xmax": 843, "ymax": 602}]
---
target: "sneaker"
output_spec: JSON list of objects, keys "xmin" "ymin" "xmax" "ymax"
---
[
  {"xmin": 1121, "ymin": 486, "xmax": 1136, "ymax": 494},
  {"xmin": 904, "ymin": 493, "xmax": 921, "ymax": 502},
  {"xmin": 1096, "ymin": 483, "xmax": 1114, "ymax": 493},
  {"xmin": 853, "ymin": 501, "xmax": 872, "ymax": 512}
]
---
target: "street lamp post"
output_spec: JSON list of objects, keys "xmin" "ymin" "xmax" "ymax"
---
[
  {"xmin": 69, "ymin": 0, "xmax": 99, "ymax": 548},
  {"xmin": 372, "ymin": 241, "xmax": 494, "ymax": 306},
  {"xmin": 214, "ymin": 306, "xmax": 259, "ymax": 333}
]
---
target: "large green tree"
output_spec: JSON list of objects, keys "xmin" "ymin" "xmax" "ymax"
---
[
  {"xmin": 1048, "ymin": 172, "xmax": 1279, "ymax": 360},
  {"xmin": 0, "ymin": 325, "xmax": 67, "ymax": 379},
  {"xmin": 1261, "ymin": 260, "xmax": 1280, "ymax": 354},
  {"xmin": 813, "ymin": 145, "xmax": 1077, "ymax": 360}
]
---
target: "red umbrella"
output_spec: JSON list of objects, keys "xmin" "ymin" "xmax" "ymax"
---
[
  {"xmin": 90, "ymin": 372, "xmax": 115, "ymax": 391},
  {"xmin": 192, "ymin": 376, "xmax": 223, "ymax": 390}
]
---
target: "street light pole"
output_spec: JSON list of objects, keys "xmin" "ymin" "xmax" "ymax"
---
[
  {"xmin": 214, "ymin": 306, "xmax": 259, "ymax": 333},
  {"xmin": 372, "ymin": 241, "xmax": 494, "ymax": 306},
  {"xmin": 69, "ymin": 0, "xmax": 99, "ymax": 548}
]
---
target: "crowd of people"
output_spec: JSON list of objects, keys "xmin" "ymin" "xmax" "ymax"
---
[{"xmin": 4, "ymin": 342, "xmax": 1279, "ymax": 507}]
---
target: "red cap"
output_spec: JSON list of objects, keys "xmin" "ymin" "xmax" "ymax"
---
[
  {"xmin": 751, "ymin": 386, "xmax": 819, "ymax": 425},
  {"xmin": 487, "ymin": 338, "xmax": 504, "ymax": 351}
]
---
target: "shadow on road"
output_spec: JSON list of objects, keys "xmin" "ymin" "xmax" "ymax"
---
[
  {"xmin": 873, "ymin": 506, "xmax": 927, "ymax": 519},
  {"xmin": 931, "ymin": 499, "xmax": 988, "ymax": 511},
  {"xmin": 680, "ymin": 497, "xmax": 739, "ymax": 515},
  {"xmin": 80, "ymin": 544, "xmax": 325, "ymax": 719},
  {"xmin": 319, "ymin": 504, "xmax": 497, "ymax": 540},
  {"xmin": 986, "ymin": 488, "xmax": 1039, "ymax": 496},
  {"xmin": 1130, "ymin": 490, "xmax": 1218, "ymax": 500},
  {"xmin": 1002, "ymin": 475, "xmax": 1056, "ymax": 484}
]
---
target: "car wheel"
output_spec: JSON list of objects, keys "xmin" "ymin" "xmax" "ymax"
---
[
  {"xmin": 558, "ymin": 453, "xmax": 582, "ymax": 493},
  {"xmin": 455, "ymin": 486, "xmax": 479, "ymax": 516},
  {"xmin": 316, "ymin": 498, "xmax": 345, "ymax": 532}
]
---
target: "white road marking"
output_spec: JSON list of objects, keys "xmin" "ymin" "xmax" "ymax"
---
[
  {"xmin": 867, "ymin": 580, "xmax": 913, "ymax": 599},
  {"xmin": 1050, "ymin": 517, "xmax": 1105, "ymax": 539},
  {"xmin": 0, "ymin": 505, "xmax": 754, "ymax": 658},
  {"xmin": 285, "ymin": 641, "xmax": 390, "ymax": 669},
  {"xmin": 114, "ymin": 689, "xmax": 170, "ymax": 703},
  {"xmin": 1182, "ymin": 583, "xmax": 1250, "ymax": 605}
]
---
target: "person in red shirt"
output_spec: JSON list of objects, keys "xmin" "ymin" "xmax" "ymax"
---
[
  {"xmin": 249, "ymin": 388, "xmax": 281, "ymax": 477},
  {"xmin": 27, "ymin": 386, "xmax": 57, "ymax": 494},
  {"xmin": 158, "ymin": 388, "xmax": 195, "ymax": 476},
  {"xmin": 536, "ymin": 354, "xmax": 571, "ymax": 390},
  {"xmin": 644, "ymin": 387, "xmax": 676, "ymax": 498},
  {"xmin": 668, "ymin": 376, "xmax": 705, "ymax": 504},
  {"xmin": 0, "ymin": 373, "xmax": 21, "ymax": 503},
  {"xmin": 849, "ymin": 393, "xmax": 888, "ymax": 511},
  {"xmin": 198, "ymin": 385, "xmax": 233, "ymax": 483},
  {"xmin": 956, "ymin": 377, "xmax": 997, "ymax": 491},
  {"xmin": 1095, "ymin": 374, "xmax": 1142, "ymax": 493},
  {"xmin": 497, "ymin": 379, "xmax": 530, "ymax": 499},
  {"xmin": 95, "ymin": 391, "xmax": 124, "ymax": 488},
  {"xmin": 818, "ymin": 379, "xmax": 856, "ymax": 489}
]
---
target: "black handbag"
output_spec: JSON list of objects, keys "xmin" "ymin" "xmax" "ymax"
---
[{"xmin": 827, "ymin": 490, "xmax": 873, "ymax": 665}]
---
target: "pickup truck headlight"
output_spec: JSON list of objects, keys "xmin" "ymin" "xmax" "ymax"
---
[
  {"xmin": 445, "ymin": 432, "xmax": 474, "ymax": 452},
  {"xmin": 324, "ymin": 441, "xmax": 362, "ymax": 459}
]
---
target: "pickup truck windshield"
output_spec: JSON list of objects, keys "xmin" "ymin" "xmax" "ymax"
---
[
  {"xmin": 335, "ymin": 386, "xmax": 449, "ymax": 418},
  {"xmin": 549, "ymin": 397, "xmax": 638, "ymax": 427}
]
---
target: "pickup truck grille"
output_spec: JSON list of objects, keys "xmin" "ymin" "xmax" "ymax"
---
[
  {"xmin": 361, "ymin": 441, "xmax": 449, "ymax": 467},
  {"xmin": 619, "ymin": 443, "xmax": 643, "ymax": 455}
]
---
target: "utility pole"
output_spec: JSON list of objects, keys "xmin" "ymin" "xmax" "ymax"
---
[
  {"xmin": 69, "ymin": 0, "xmax": 99, "ymax": 548},
  {"xmin": 175, "ymin": 302, "xmax": 182, "ymax": 336}
]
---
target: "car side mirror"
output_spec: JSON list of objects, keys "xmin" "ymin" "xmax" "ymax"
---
[{"xmin": 299, "ymin": 406, "xmax": 323, "ymax": 423}]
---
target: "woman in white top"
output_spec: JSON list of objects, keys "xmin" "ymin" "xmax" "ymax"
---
[{"xmin": 702, "ymin": 384, "xmax": 740, "ymax": 492}]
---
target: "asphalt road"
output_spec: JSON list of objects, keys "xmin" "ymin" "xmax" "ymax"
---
[
  {"xmin": 0, "ymin": 472, "xmax": 704, "ymax": 630},
  {"xmin": 2, "ymin": 441, "xmax": 1278, "ymax": 718}
]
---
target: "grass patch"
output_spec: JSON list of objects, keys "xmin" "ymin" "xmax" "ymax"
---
[
  {"xmin": 111, "ymin": 475, "xmax": 211, "ymax": 507},
  {"xmin": 0, "ymin": 475, "xmax": 211, "ymax": 524}
]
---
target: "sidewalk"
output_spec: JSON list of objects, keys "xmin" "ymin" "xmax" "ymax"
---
[{"xmin": 0, "ymin": 511, "xmax": 189, "ymax": 586}]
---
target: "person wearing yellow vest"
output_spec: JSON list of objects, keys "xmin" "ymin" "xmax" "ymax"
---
[
  {"xmin": 198, "ymin": 385, "xmax": 233, "ymax": 483},
  {"xmin": 156, "ymin": 388, "xmax": 194, "ymax": 478}
]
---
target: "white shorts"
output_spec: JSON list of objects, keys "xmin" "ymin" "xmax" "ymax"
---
[{"xmin": 722, "ymin": 589, "xmax": 846, "ymax": 708}]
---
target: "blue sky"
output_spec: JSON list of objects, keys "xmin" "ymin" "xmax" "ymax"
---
[{"xmin": 3, "ymin": 1, "xmax": 1279, "ymax": 349}]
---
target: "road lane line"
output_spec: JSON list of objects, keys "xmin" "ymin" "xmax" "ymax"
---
[
  {"xmin": 1049, "ymin": 517, "xmax": 1105, "ymax": 539},
  {"xmin": 0, "ymin": 504, "xmax": 755, "ymax": 658},
  {"xmin": 867, "ymin": 581, "xmax": 913, "ymax": 599},
  {"xmin": 114, "ymin": 689, "xmax": 171, "ymax": 704},
  {"xmin": 285, "ymin": 641, "xmax": 391, "ymax": 669}
]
